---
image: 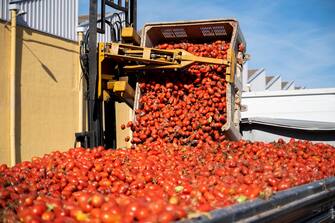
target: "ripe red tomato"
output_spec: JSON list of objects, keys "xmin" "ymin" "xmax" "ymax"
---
[
  {"xmin": 31, "ymin": 204, "xmax": 47, "ymax": 216},
  {"xmin": 41, "ymin": 211, "xmax": 55, "ymax": 221},
  {"xmin": 101, "ymin": 212, "xmax": 121, "ymax": 223},
  {"xmin": 90, "ymin": 193, "xmax": 104, "ymax": 208}
]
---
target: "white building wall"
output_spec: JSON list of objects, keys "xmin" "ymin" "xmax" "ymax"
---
[
  {"xmin": 242, "ymin": 61, "xmax": 249, "ymax": 92},
  {"xmin": 241, "ymin": 88, "xmax": 335, "ymax": 123},
  {"xmin": 248, "ymin": 70, "xmax": 266, "ymax": 91}
]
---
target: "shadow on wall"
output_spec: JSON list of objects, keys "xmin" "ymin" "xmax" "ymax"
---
[
  {"xmin": 22, "ymin": 42, "xmax": 58, "ymax": 83},
  {"xmin": 23, "ymin": 38, "xmax": 78, "ymax": 54},
  {"xmin": 14, "ymin": 26, "xmax": 69, "ymax": 162}
]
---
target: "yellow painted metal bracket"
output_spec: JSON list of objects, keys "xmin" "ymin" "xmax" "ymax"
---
[
  {"xmin": 121, "ymin": 27, "xmax": 141, "ymax": 45},
  {"xmin": 98, "ymin": 42, "xmax": 105, "ymax": 98},
  {"xmin": 107, "ymin": 80, "xmax": 135, "ymax": 107},
  {"xmin": 226, "ymin": 48, "xmax": 236, "ymax": 83}
]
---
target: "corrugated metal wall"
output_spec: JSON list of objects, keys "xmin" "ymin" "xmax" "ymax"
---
[
  {"xmin": 0, "ymin": 0, "xmax": 9, "ymax": 21},
  {"xmin": 0, "ymin": 0, "xmax": 78, "ymax": 41}
]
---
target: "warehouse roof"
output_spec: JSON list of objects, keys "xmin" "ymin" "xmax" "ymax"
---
[
  {"xmin": 248, "ymin": 69, "xmax": 258, "ymax": 79},
  {"xmin": 247, "ymin": 68, "xmax": 265, "ymax": 83},
  {"xmin": 281, "ymin": 81, "xmax": 288, "ymax": 89},
  {"xmin": 243, "ymin": 87, "xmax": 335, "ymax": 97},
  {"xmin": 265, "ymin": 76, "xmax": 274, "ymax": 85},
  {"xmin": 248, "ymin": 67, "xmax": 303, "ymax": 91}
]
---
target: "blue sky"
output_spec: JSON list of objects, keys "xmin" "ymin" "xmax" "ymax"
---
[{"xmin": 79, "ymin": 0, "xmax": 335, "ymax": 88}]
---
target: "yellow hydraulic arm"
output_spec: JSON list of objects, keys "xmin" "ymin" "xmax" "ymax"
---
[
  {"xmin": 99, "ymin": 42, "xmax": 229, "ymax": 71},
  {"xmin": 98, "ymin": 42, "xmax": 234, "ymax": 106},
  {"xmin": 99, "ymin": 43, "xmax": 229, "ymax": 72}
]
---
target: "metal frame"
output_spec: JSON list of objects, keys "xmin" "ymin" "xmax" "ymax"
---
[
  {"xmin": 77, "ymin": 0, "xmax": 137, "ymax": 148},
  {"xmin": 180, "ymin": 177, "xmax": 335, "ymax": 223}
]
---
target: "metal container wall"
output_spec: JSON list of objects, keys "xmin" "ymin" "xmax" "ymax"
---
[
  {"xmin": 136, "ymin": 19, "xmax": 246, "ymax": 140},
  {"xmin": 180, "ymin": 177, "xmax": 335, "ymax": 223},
  {"xmin": 0, "ymin": 0, "xmax": 78, "ymax": 41}
]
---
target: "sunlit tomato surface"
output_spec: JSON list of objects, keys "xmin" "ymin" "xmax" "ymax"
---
[
  {"xmin": 1, "ymin": 41, "xmax": 335, "ymax": 223},
  {"xmin": 1, "ymin": 140, "xmax": 335, "ymax": 222}
]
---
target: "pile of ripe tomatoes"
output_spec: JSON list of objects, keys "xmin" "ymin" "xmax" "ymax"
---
[
  {"xmin": 131, "ymin": 41, "xmax": 229, "ymax": 147},
  {"xmin": 1, "ymin": 140, "xmax": 335, "ymax": 223},
  {"xmin": 1, "ymin": 40, "xmax": 335, "ymax": 223}
]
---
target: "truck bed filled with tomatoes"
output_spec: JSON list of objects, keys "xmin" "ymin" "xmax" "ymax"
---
[{"xmin": 1, "ymin": 40, "xmax": 335, "ymax": 223}]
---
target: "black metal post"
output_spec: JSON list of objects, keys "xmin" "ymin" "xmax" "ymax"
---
[
  {"xmin": 125, "ymin": 0, "xmax": 129, "ymax": 27},
  {"xmin": 88, "ymin": 0, "xmax": 103, "ymax": 148},
  {"xmin": 130, "ymin": 0, "xmax": 137, "ymax": 29},
  {"xmin": 98, "ymin": 0, "xmax": 106, "ymax": 33}
]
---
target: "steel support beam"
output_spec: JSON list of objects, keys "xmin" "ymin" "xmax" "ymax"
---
[
  {"xmin": 87, "ymin": 0, "xmax": 103, "ymax": 147},
  {"xmin": 130, "ymin": 0, "xmax": 137, "ymax": 29}
]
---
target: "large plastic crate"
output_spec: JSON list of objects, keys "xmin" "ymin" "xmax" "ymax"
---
[
  {"xmin": 135, "ymin": 19, "xmax": 246, "ymax": 140},
  {"xmin": 140, "ymin": 19, "xmax": 246, "ymax": 88}
]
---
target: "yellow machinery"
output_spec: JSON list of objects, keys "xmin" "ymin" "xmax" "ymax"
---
[
  {"xmin": 77, "ymin": 0, "xmax": 245, "ymax": 148},
  {"xmin": 97, "ymin": 28, "xmax": 237, "ymax": 107}
]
